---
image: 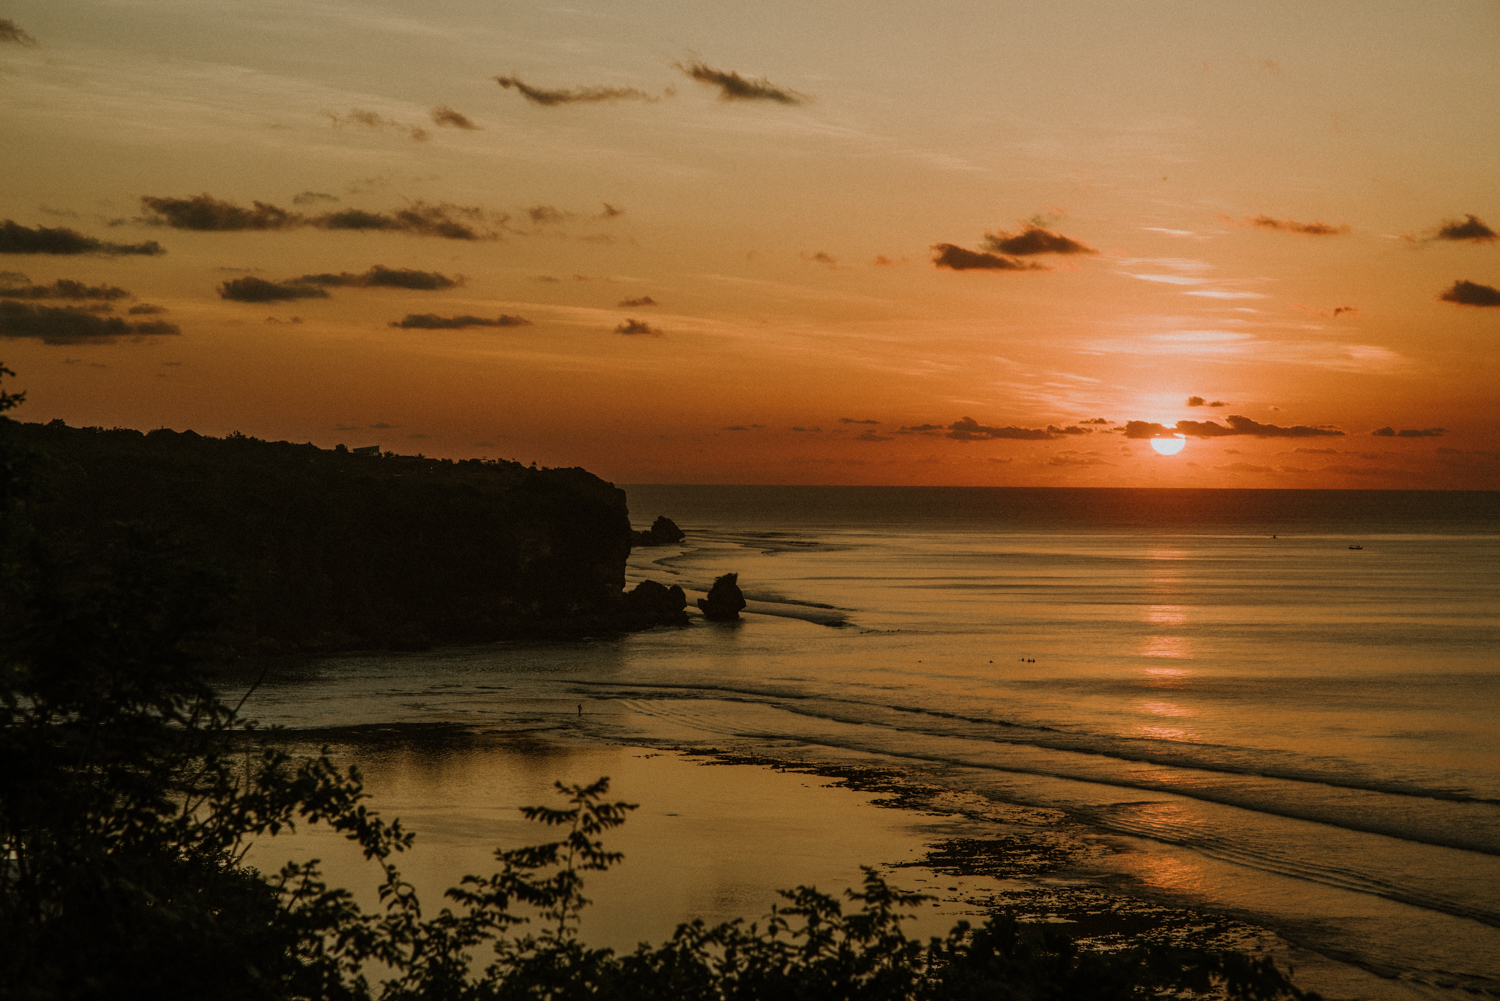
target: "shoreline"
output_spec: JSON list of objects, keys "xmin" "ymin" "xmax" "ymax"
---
[{"xmin": 254, "ymin": 719, "xmax": 1430, "ymax": 1001}]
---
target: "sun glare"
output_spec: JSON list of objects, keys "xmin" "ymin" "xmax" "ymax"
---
[{"xmin": 1151, "ymin": 435, "xmax": 1187, "ymax": 456}]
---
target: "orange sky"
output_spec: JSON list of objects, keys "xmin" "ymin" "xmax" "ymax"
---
[{"xmin": 1, "ymin": 1, "xmax": 1496, "ymax": 487}]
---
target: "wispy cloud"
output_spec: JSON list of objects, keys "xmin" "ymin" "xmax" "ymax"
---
[
  {"xmin": 0, "ymin": 220, "xmax": 164, "ymax": 257},
  {"xmin": 1123, "ymin": 415, "xmax": 1343, "ymax": 439},
  {"xmin": 1409, "ymin": 214, "xmax": 1497, "ymax": 244},
  {"xmin": 0, "ymin": 277, "xmax": 131, "ymax": 301},
  {"xmin": 676, "ymin": 60, "xmax": 807, "ymax": 104},
  {"xmin": 140, "ymin": 195, "xmax": 493, "ymax": 240},
  {"xmin": 494, "ymin": 75, "xmax": 660, "ymax": 106},
  {"xmin": 616, "ymin": 318, "xmax": 660, "ymax": 336},
  {"xmin": 618, "ymin": 296, "xmax": 657, "ymax": 307},
  {"xmin": 931, "ymin": 244, "xmax": 1044, "ymax": 272},
  {"xmin": 390, "ymin": 313, "xmax": 529, "ymax": 329},
  {"xmin": 323, "ymin": 108, "xmax": 429, "ymax": 142},
  {"xmin": 1239, "ymin": 214, "xmax": 1350, "ymax": 236},
  {"xmin": 947, "ymin": 416, "xmax": 1055, "ymax": 441},
  {"xmin": 1372, "ymin": 426, "xmax": 1445, "ymax": 438},
  {"xmin": 218, "ymin": 277, "xmax": 330, "ymax": 303},
  {"xmin": 0, "ymin": 18, "xmax": 37, "ymax": 46},
  {"xmin": 430, "ymin": 105, "xmax": 480, "ymax": 130},
  {"xmin": 1186, "ymin": 396, "xmax": 1227, "ymax": 407},
  {"xmin": 297, "ymin": 265, "xmax": 459, "ymax": 290}
]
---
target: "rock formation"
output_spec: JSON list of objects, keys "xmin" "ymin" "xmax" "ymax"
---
[
  {"xmin": 620, "ymin": 579, "xmax": 689, "ymax": 628},
  {"xmin": 631, "ymin": 515, "xmax": 686, "ymax": 547},
  {"xmin": 696, "ymin": 572, "xmax": 746, "ymax": 621}
]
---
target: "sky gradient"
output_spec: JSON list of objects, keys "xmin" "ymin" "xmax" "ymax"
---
[{"xmin": 1, "ymin": 0, "xmax": 1497, "ymax": 487}]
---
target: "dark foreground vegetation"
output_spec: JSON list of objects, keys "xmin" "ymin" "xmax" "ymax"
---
[{"xmin": 0, "ymin": 366, "xmax": 1313, "ymax": 999}]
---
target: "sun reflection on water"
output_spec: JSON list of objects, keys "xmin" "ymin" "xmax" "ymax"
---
[{"xmin": 1141, "ymin": 636, "xmax": 1192, "ymax": 659}]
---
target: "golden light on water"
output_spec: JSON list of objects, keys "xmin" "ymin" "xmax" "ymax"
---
[{"xmin": 1150, "ymin": 435, "xmax": 1188, "ymax": 456}]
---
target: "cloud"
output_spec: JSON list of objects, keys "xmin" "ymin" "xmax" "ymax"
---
[
  {"xmin": 618, "ymin": 296, "xmax": 657, "ymax": 307},
  {"xmin": 0, "ymin": 220, "xmax": 164, "ymax": 256},
  {"xmin": 676, "ymin": 61, "xmax": 807, "ymax": 104},
  {"xmin": 615, "ymin": 319, "xmax": 659, "ymax": 336},
  {"xmin": 1439, "ymin": 279, "xmax": 1500, "ymax": 307},
  {"xmin": 899, "ymin": 424, "xmax": 945, "ymax": 433},
  {"xmin": 297, "ymin": 265, "xmax": 459, "ymax": 290},
  {"xmin": 931, "ymin": 243, "xmax": 1044, "ymax": 272},
  {"xmin": 390, "ymin": 313, "xmax": 530, "ymax": 329},
  {"xmin": 1081, "ymin": 417, "xmax": 1111, "ymax": 425},
  {"xmin": 0, "ymin": 278, "xmax": 131, "ymax": 301},
  {"xmin": 840, "ymin": 417, "xmax": 880, "ymax": 425},
  {"xmin": 1214, "ymin": 462, "xmax": 1275, "ymax": 473},
  {"xmin": 218, "ymin": 277, "xmax": 330, "ymax": 303},
  {"xmin": 1242, "ymin": 215, "xmax": 1350, "ymax": 236},
  {"xmin": 1186, "ymin": 396, "xmax": 1227, "ymax": 407},
  {"xmin": 1123, "ymin": 415, "xmax": 1343, "ymax": 439},
  {"xmin": 0, "ymin": 18, "xmax": 36, "ymax": 46},
  {"xmin": 494, "ymin": 75, "xmax": 659, "ymax": 106},
  {"xmin": 805, "ymin": 251, "xmax": 837, "ymax": 265},
  {"xmin": 292, "ymin": 191, "xmax": 339, "ymax": 206},
  {"xmin": 127, "ymin": 303, "xmax": 167, "ymax": 315},
  {"xmin": 872, "ymin": 255, "xmax": 909, "ymax": 266},
  {"xmin": 1046, "ymin": 424, "xmax": 1094, "ymax": 435},
  {"xmin": 324, "ymin": 108, "xmax": 428, "ymax": 142},
  {"xmin": 431, "ymin": 105, "xmax": 480, "ymax": 130},
  {"xmin": 1048, "ymin": 450, "xmax": 1111, "ymax": 467},
  {"xmin": 528, "ymin": 205, "xmax": 572, "ymax": 225},
  {"xmin": 141, "ymin": 194, "xmax": 299, "ymax": 231},
  {"xmin": 947, "ymin": 416, "xmax": 1054, "ymax": 441},
  {"xmin": 1332, "ymin": 305, "xmax": 1358, "ymax": 317},
  {"xmin": 981, "ymin": 225, "xmax": 1096, "ymax": 256},
  {"xmin": 599, "ymin": 203, "xmax": 625, "ymax": 219},
  {"xmin": 141, "ymin": 195, "xmax": 491, "ymax": 240},
  {"xmin": 0, "ymin": 301, "xmax": 179, "ymax": 344},
  {"xmin": 314, "ymin": 202, "xmax": 488, "ymax": 240},
  {"xmin": 1433, "ymin": 215, "xmax": 1496, "ymax": 243},
  {"xmin": 1371, "ymin": 426, "xmax": 1446, "ymax": 438},
  {"xmin": 856, "ymin": 431, "xmax": 892, "ymax": 442}
]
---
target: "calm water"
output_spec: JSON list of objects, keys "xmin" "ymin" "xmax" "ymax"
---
[{"xmin": 245, "ymin": 487, "xmax": 1500, "ymax": 997}]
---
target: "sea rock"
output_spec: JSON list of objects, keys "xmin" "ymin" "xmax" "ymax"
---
[
  {"xmin": 620, "ymin": 578, "xmax": 688, "ymax": 627},
  {"xmin": 697, "ymin": 572, "xmax": 746, "ymax": 621},
  {"xmin": 631, "ymin": 515, "xmax": 686, "ymax": 547}
]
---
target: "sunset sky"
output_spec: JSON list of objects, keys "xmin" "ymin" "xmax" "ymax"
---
[{"xmin": 2, "ymin": 0, "xmax": 1496, "ymax": 488}]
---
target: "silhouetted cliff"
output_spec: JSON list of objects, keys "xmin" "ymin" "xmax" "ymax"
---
[{"xmin": 4, "ymin": 419, "xmax": 642, "ymax": 653}]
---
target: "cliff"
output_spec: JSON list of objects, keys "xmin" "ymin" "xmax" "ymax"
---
[{"xmin": 2, "ymin": 419, "xmax": 641, "ymax": 653}]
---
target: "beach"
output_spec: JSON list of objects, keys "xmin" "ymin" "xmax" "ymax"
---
[{"xmin": 241, "ymin": 486, "xmax": 1500, "ymax": 999}]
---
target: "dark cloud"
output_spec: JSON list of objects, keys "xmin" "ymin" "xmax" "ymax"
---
[
  {"xmin": 315, "ymin": 202, "xmax": 487, "ymax": 240},
  {"xmin": 0, "ymin": 278, "xmax": 131, "ymax": 301},
  {"xmin": 1186, "ymin": 396, "xmax": 1227, "ymax": 407},
  {"xmin": 872, "ymin": 255, "xmax": 909, "ymax": 266},
  {"xmin": 856, "ymin": 431, "xmax": 892, "ymax": 442},
  {"xmin": 947, "ymin": 416, "xmax": 1054, "ymax": 441},
  {"xmin": 981, "ymin": 225, "xmax": 1096, "ymax": 256},
  {"xmin": 217, "ymin": 277, "xmax": 331, "ymax": 303},
  {"xmin": 1048, "ymin": 450, "xmax": 1111, "ymax": 467},
  {"xmin": 840, "ymin": 417, "xmax": 880, "ymax": 425},
  {"xmin": 0, "ymin": 18, "xmax": 36, "ymax": 45},
  {"xmin": 1434, "ymin": 215, "xmax": 1496, "ymax": 243},
  {"xmin": 899, "ymin": 424, "xmax": 945, "ymax": 433},
  {"xmin": 805, "ymin": 251, "xmax": 836, "ymax": 265},
  {"xmin": 615, "ymin": 319, "xmax": 659, "ymax": 336},
  {"xmin": 1081, "ymin": 417, "xmax": 1111, "ymax": 424},
  {"xmin": 0, "ymin": 300, "xmax": 179, "ymax": 344},
  {"xmin": 141, "ymin": 195, "xmax": 490, "ymax": 240},
  {"xmin": 324, "ymin": 108, "xmax": 428, "ymax": 142},
  {"xmin": 390, "ymin": 313, "xmax": 530, "ymax": 329},
  {"xmin": 1332, "ymin": 305, "xmax": 1358, "ymax": 317},
  {"xmin": 1439, "ymin": 279, "xmax": 1500, "ymax": 307},
  {"xmin": 618, "ymin": 296, "xmax": 657, "ymax": 307},
  {"xmin": 297, "ymin": 265, "xmax": 459, "ymax": 290},
  {"xmin": 0, "ymin": 220, "xmax": 164, "ymax": 257},
  {"xmin": 599, "ymin": 203, "xmax": 625, "ymax": 219},
  {"xmin": 528, "ymin": 205, "xmax": 571, "ymax": 225},
  {"xmin": 1046, "ymin": 424, "xmax": 1094, "ymax": 435},
  {"xmin": 141, "ymin": 194, "xmax": 299, "ymax": 231},
  {"xmin": 1123, "ymin": 415, "xmax": 1343, "ymax": 439},
  {"xmin": 931, "ymin": 244, "xmax": 1043, "ymax": 272},
  {"xmin": 676, "ymin": 61, "xmax": 806, "ymax": 104},
  {"xmin": 1371, "ymin": 426, "xmax": 1446, "ymax": 438},
  {"xmin": 494, "ymin": 75, "xmax": 659, "ymax": 106},
  {"xmin": 127, "ymin": 303, "xmax": 167, "ymax": 315},
  {"xmin": 1245, "ymin": 215, "xmax": 1350, "ymax": 236},
  {"xmin": 292, "ymin": 191, "xmax": 340, "ymax": 206},
  {"xmin": 431, "ymin": 105, "xmax": 480, "ymax": 130}
]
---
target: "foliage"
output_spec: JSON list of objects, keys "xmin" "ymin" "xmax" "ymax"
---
[{"xmin": 0, "ymin": 362, "xmax": 1316, "ymax": 1000}]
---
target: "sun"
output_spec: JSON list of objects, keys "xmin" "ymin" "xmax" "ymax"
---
[{"xmin": 1151, "ymin": 435, "xmax": 1187, "ymax": 456}]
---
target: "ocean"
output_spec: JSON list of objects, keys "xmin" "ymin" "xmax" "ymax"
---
[{"xmin": 242, "ymin": 486, "xmax": 1500, "ymax": 998}]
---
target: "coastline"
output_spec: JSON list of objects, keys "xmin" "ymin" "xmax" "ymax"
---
[{"xmin": 251, "ymin": 716, "xmax": 1436, "ymax": 1001}]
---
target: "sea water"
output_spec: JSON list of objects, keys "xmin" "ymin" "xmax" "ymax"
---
[{"xmin": 243, "ymin": 487, "xmax": 1500, "ymax": 996}]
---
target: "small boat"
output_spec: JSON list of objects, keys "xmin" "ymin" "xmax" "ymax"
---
[{"xmin": 1348, "ymin": 545, "xmax": 1363, "ymax": 550}]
